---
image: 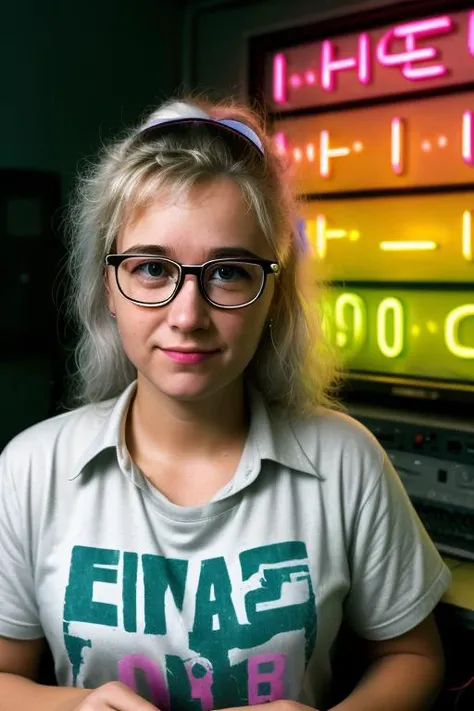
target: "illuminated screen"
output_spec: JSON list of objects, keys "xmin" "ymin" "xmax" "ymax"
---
[
  {"xmin": 256, "ymin": 3, "xmax": 474, "ymax": 400},
  {"xmin": 276, "ymin": 93, "xmax": 474, "ymax": 193}
]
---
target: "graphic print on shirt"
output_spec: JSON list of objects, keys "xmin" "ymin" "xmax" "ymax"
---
[{"xmin": 63, "ymin": 541, "xmax": 317, "ymax": 709}]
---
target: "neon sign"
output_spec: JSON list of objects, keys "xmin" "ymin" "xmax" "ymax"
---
[
  {"xmin": 274, "ymin": 93, "xmax": 474, "ymax": 192},
  {"xmin": 299, "ymin": 194, "xmax": 474, "ymax": 282},
  {"xmin": 323, "ymin": 289, "xmax": 474, "ymax": 378},
  {"xmin": 261, "ymin": 4, "xmax": 474, "ymax": 390},
  {"xmin": 266, "ymin": 9, "xmax": 474, "ymax": 111}
]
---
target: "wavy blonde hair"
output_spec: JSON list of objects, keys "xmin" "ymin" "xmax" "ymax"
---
[{"xmin": 65, "ymin": 95, "xmax": 341, "ymax": 413}]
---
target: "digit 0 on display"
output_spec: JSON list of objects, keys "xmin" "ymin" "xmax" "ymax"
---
[
  {"xmin": 322, "ymin": 289, "xmax": 474, "ymax": 384},
  {"xmin": 254, "ymin": 2, "xmax": 474, "ymax": 399}
]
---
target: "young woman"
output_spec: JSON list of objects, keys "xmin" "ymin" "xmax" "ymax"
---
[{"xmin": 0, "ymin": 97, "xmax": 450, "ymax": 711}]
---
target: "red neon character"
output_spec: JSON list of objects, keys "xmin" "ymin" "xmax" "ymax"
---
[{"xmin": 377, "ymin": 15, "xmax": 453, "ymax": 81}]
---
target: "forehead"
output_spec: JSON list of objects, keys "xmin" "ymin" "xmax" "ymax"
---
[{"xmin": 117, "ymin": 178, "xmax": 271, "ymax": 258}]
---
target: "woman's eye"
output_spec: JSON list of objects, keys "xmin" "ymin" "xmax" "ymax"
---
[
  {"xmin": 211, "ymin": 265, "xmax": 248, "ymax": 281},
  {"xmin": 136, "ymin": 261, "xmax": 166, "ymax": 278}
]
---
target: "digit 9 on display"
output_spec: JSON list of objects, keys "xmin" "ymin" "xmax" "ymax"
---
[{"xmin": 253, "ymin": 2, "xmax": 474, "ymax": 402}]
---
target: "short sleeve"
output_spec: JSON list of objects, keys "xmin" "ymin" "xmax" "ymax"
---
[
  {"xmin": 344, "ymin": 454, "xmax": 452, "ymax": 641},
  {"xmin": 0, "ymin": 447, "xmax": 43, "ymax": 639}
]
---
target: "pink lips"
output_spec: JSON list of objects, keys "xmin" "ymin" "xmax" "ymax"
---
[{"xmin": 161, "ymin": 349, "xmax": 219, "ymax": 364}]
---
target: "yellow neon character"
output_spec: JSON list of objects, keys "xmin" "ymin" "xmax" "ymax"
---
[
  {"xmin": 377, "ymin": 297, "xmax": 404, "ymax": 358},
  {"xmin": 445, "ymin": 304, "xmax": 474, "ymax": 359}
]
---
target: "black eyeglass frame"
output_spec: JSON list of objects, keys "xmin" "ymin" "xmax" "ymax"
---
[{"xmin": 105, "ymin": 254, "xmax": 281, "ymax": 309}]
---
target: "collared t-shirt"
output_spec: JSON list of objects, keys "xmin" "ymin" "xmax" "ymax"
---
[{"xmin": 0, "ymin": 383, "xmax": 451, "ymax": 709}]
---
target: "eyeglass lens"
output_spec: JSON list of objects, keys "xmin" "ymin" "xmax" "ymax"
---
[{"xmin": 116, "ymin": 257, "xmax": 265, "ymax": 306}]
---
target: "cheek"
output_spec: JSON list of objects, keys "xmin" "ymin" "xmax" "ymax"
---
[
  {"xmin": 115, "ymin": 306, "xmax": 159, "ymax": 347},
  {"xmin": 220, "ymin": 306, "xmax": 268, "ymax": 351}
]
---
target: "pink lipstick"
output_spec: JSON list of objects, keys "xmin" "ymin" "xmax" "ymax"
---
[{"xmin": 162, "ymin": 350, "xmax": 218, "ymax": 364}]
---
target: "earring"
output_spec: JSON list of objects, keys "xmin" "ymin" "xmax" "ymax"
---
[{"xmin": 110, "ymin": 311, "xmax": 116, "ymax": 319}]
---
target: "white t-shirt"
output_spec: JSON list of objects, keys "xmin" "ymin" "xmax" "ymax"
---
[{"xmin": 0, "ymin": 382, "xmax": 451, "ymax": 709}]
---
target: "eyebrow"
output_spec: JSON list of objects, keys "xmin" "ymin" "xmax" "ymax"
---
[{"xmin": 121, "ymin": 244, "xmax": 265, "ymax": 260}]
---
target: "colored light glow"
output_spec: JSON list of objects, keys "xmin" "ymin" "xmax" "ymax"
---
[
  {"xmin": 391, "ymin": 117, "xmax": 404, "ymax": 175},
  {"xmin": 463, "ymin": 210, "xmax": 473, "ymax": 262},
  {"xmin": 320, "ymin": 131, "xmax": 351, "ymax": 177},
  {"xmin": 462, "ymin": 111, "xmax": 473, "ymax": 165},
  {"xmin": 421, "ymin": 140, "xmax": 432, "ymax": 152},
  {"xmin": 377, "ymin": 298, "xmax": 404, "ymax": 358},
  {"xmin": 327, "ymin": 287, "xmax": 474, "ymax": 385},
  {"xmin": 305, "ymin": 70, "xmax": 316, "ymax": 85},
  {"xmin": 316, "ymin": 214, "xmax": 327, "ymax": 259},
  {"xmin": 358, "ymin": 33, "xmax": 371, "ymax": 85},
  {"xmin": 426, "ymin": 321, "xmax": 439, "ymax": 334},
  {"xmin": 468, "ymin": 11, "xmax": 474, "ymax": 56},
  {"xmin": 290, "ymin": 73, "xmax": 302, "ymax": 88},
  {"xmin": 272, "ymin": 53, "xmax": 287, "ymax": 104},
  {"xmin": 335, "ymin": 293, "xmax": 366, "ymax": 349},
  {"xmin": 438, "ymin": 135, "xmax": 448, "ymax": 147},
  {"xmin": 274, "ymin": 131, "xmax": 287, "ymax": 155},
  {"xmin": 377, "ymin": 35, "xmax": 436, "ymax": 66},
  {"xmin": 445, "ymin": 304, "xmax": 474, "ymax": 359},
  {"xmin": 404, "ymin": 32, "xmax": 447, "ymax": 80},
  {"xmin": 306, "ymin": 143, "xmax": 315, "ymax": 161},
  {"xmin": 379, "ymin": 241, "xmax": 438, "ymax": 251},
  {"xmin": 326, "ymin": 229, "xmax": 348, "ymax": 238},
  {"xmin": 377, "ymin": 16, "xmax": 451, "ymax": 82},
  {"xmin": 293, "ymin": 148, "xmax": 303, "ymax": 162},
  {"xmin": 353, "ymin": 141, "xmax": 363, "ymax": 152},
  {"xmin": 321, "ymin": 32, "xmax": 371, "ymax": 91},
  {"xmin": 411, "ymin": 325, "xmax": 421, "ymax": 337},
  {"xmin": 314, "ymin": 215, "xmax": 358, "ymax": 258}
]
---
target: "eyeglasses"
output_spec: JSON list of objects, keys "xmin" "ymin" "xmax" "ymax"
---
[{"xmin": 105, "ymin": 254, "xmax": 280, "ymax": 309}]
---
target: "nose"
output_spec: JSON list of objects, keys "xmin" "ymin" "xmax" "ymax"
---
[{"xmin": 166, "ymin": 274, "xmax": 211, "ymax": 331}]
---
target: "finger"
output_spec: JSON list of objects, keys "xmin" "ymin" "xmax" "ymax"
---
[{"xmin": 95, "ymin": 681, "xmax": 158, "ymax": 710}]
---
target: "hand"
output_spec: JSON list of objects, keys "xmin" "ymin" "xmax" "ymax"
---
[
  {"xmin": 68, "ymin": 682, "xmax": 158, "ymax": 710},
  {"xmin": 225, "ymin": 701, "xmax": 318, "ymax": 711}
]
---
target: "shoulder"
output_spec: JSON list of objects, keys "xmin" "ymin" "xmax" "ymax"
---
[{"xmin": 287, "ymin": 406, "xmax": 385, "ymax": 477}]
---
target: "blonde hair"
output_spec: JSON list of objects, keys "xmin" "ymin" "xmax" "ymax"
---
[{"xmin": 65, "ymin": 96, "xmax": 341, "ymax": 413}]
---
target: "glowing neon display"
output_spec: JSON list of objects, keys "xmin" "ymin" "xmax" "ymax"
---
[
  {"xmin": 469, "ymin": 11, "xmax": 474, "ymax": 57},
  {"xmin": 269, "ymin": 8, "xmax": 473, "ymax": 109},
  {"xmin": 445, "ymin": 305, "xmax": 474, "ymax": 359},
  {"xmin": 378, "ymin": 16, "xmax": 452, "ymax": 81},
  {"xmin": 263, "ymin": 7, "xmax": 474, "ymax": 392},
  {"xmin": 274, "ymin": 131, "xmax": 287, "ymax": 156},
  {"xmin": 377, "ymin": 298, "xmax": 404, "ymax": 358},
  {"xmin": 379, "ymin": 241, "xmax": 438, "ymax": 251},
  {"xmin": 319, "ymin": 131, "xmax": 351, "ymax": 178},
  {"xmin": 274, "ymin": 93, "xmax": 474, "ymax": 192},
  {"xmin": 321, "ymin": 33, "xmax": 371, "ymax": 91},
  {"xmin": 391, "ymin": 117, "xmax": 404, "ymax": 175},
  {"xmin": 272, "ymin": 54, "xmax": 287, "ymax": 103},
  {"xmin": 463, "ymin": 211, "xmax": 473, "ymax": 263},
  {"xmin": 462, "ymin": 111, "xmax": 474, "ymax": 165},
  {"xmin": 324, "ymin": 289, "xmax": 474, "ymax": 382},
  {"xmin": 299, "ymin": 195, "xmax": 474, "ymax": 283},
  {"xmin": 334, "ymin": 293, "xmax": 366, "ymax": 349},
  {"xmin": 313, "ymin": 215, "xmax": 360, "ymax": 259}
]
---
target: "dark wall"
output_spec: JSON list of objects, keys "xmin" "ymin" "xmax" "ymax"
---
[
  {"xmin": 1, "ymin": 0, "xmax": 185, "ymax": 447},
  {"xmin": 1, "ymin": 0, "xmax": 185, "ymax": 193},
  {"xmin": 184, "ymin": 0, "xmax": 388, "ymax": 97}
]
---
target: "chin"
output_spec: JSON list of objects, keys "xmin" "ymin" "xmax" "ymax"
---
[
  {"xmin": 145, "ymin": 367, "xmax": 245, "ymax": 403},
  {"xmin": 152, "ymin": 374, "xmax": 226, "ymax": 402}
]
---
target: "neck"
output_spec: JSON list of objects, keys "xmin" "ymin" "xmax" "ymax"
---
[{"xmin": 127, "ymin": 376, "xmax": 249, "ymax": 460}]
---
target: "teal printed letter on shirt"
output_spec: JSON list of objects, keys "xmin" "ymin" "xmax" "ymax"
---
[{"xmin": 62, "ymin": 542, "xmax": 317, "ymax": 707}]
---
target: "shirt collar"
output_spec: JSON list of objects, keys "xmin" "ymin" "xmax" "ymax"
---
[
  {"xmin": 68, "ymin": 381, "xmax": 322, "ymax": 481},
  {"xmin": 246, "ymin": 386, "xmax": 323, "ymax": 479},
  {"xmin": 68, "ymin": 382, "xmax": 137, "ymax": 481}
]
